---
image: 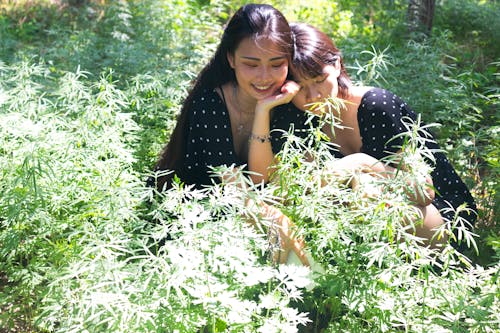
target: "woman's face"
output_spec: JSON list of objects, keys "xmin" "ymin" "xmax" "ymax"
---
[
  {"xmin": 291, "ymin": 64, "xmax": 340, "ymax": 113},
  {"xmin": 227, "ymin": 37, "xmax": 289, "ymax": 101}
]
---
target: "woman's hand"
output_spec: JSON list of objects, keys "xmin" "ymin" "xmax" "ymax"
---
[
  {"xmin": 255, "ymin": 80, "xmax": 301, "ymax": 113},
  {"xmin": 245, "ymin": 198, "xmax": 310, "ymax": 266},
  {"xmin": 322, "ymin": 153, "xmax": 435, "ymax": 206},
  {"xmin": 271, "ymin": 210, "xmax": 310, "ymax": 266},
  {"xmin": 249, "ymin": 81, "xmax": 301, "ymax": 184}
]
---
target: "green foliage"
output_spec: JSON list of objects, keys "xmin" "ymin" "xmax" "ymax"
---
[
  {"xmin": 0, "ymin": 59, "xmax": 142, "ymax": 330},
  {"xmin": 271, "ymin": 119, "xmax": 498, "ymax": 332},
  {"xmin": 36, "ymin": 181, "xmax": 312, "ymax": 332},
  {"xmin": 0, "ymin": 0, "xmax": 498, "ymax": 332},
  {"xmin": 435, "ymin": 0, "xmax": 500, "ymax": 58},
  {"xmin": 0, "ymin": 59, "xmax": 311, "ymax": 332}
]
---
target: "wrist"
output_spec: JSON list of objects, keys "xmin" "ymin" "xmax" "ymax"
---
[
  {"xmin": 255, "ymin": 103, "xmax": 273, "ymax": 115},
  {"xmin": 249, "ymin": 132, "xmax": 271, "ymax": 143}
]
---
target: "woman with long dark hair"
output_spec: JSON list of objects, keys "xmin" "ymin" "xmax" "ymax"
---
[
  {"xmin": 149, "ymin": 4, "xmax": 311, "ymax": 265},
  {"xmin": 150, "ymin": 4, "xmax": 307, "ymax": 190}
]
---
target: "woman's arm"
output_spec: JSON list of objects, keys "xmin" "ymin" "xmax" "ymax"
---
[
  {"xmin": 248, "ymin": 81, "xmax": 300, "ymax": 184},
  {"xmin": 323, "ymin": 153, "xmax": 443, "ymax": 246},
  {"xmin": 323, "ymin": 153, "xmax": 435, "ymax": 206},
  {"xmin": 245, "ymin": 197, "xmax": 310, "ymax": 266},
  {"xmin": 222, "ymin": 166, "xmax": 309, "ymax": 266}
]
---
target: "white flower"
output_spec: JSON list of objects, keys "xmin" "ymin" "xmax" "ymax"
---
[
  {"xmin": 259, "ymin": 293, "xmax": 279, "ymax": 310},
  {"xmin": 111, "ymin": 30, "xmax": 130, "ymax": 42}
]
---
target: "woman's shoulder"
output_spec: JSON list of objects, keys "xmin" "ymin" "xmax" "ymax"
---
[
  {"xmin": 187, "ymin": 87, "xmax": 227, "ymax": 121},
  {"xmin": 359, "ymin": 87, "xmax": 399, "ymax": 104},
  {"xmin": 190, "ymin": 87, "xmax": 224, "ymax": 107},
  {"xmin": 357, "ymin": 87, "xmax": 410, "ymax": 115},
  {"xmin": 348, "ymin": 85, "xmax": 374, "ymax": 101}
]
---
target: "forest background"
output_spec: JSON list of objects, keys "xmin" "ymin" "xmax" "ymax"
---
[{"xmin": 0, "ymin": 0, "xmax": 498, "ymax": 332}]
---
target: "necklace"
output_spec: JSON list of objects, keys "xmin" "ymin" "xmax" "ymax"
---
[{"xmin": 232, "ymin": 83, "xmax": 254, "ymax": 134}]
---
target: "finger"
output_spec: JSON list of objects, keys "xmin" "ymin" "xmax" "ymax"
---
[
  {"xmin": 274, "ymin": 90, "xmax": 298, "ymax": 104},
  {"xmin": 281, "ymin": 80, "xmax": 300, "ymax": 94},
  {"xmin": 280, "ymin": 89, "xmax": 299, "ymax": 101}
]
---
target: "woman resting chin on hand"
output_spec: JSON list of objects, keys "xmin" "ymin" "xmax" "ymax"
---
[{"xmin": 149, "ymin": 4, "xmax": 312, "ymax": 266}]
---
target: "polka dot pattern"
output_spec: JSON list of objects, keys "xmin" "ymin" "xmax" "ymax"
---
[
  {"xmin": 183, "ymin": 88, "xmax": 310, "ymax": 186},
  {"xmin": 357, "ymin": 88, "xmax": 476, "ymax": 225}
]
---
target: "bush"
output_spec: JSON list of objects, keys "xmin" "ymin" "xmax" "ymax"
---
[{"xmin": 0, "ymin": 1, "xmax": 498, "ymax": 332}]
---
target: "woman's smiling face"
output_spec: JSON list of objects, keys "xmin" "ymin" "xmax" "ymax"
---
[
  {"xmin": 292, "ymin": 64, "xmax": 341, "ymax": 113},
  {"xmin": 227, "ymin": 37, "xmax": 289, "ymax": 101}
]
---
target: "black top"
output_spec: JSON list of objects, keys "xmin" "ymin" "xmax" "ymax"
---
[
  {"xmin": 182, "ymin": 88, "xmax": 311, "ymax": 187},
  {"xmin": 348, "ymin": 88, "xmax": 476, "ymax": 225}
]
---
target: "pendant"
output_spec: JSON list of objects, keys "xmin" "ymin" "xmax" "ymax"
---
[{"xmin": 237, "ymin": 124, "xmax": 244, "ymax": 133}]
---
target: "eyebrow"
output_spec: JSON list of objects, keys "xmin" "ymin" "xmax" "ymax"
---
[
  {"xmin": 240, "ymin": 56, "xmax": 286, "ymax": 61},
  {"xmin": 294, "ymin": 72, "xmax": 326, "ymax": 84}
]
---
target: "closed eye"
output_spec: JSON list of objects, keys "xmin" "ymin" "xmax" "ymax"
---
[{"xmin": 315, "ymin": 75, "xmax": 327, "ymax": 83}]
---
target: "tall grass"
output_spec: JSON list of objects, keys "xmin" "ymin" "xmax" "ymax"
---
[
  {"xmin": 269, "ymin": 116, "xmax": 498, "ymax": 332},
  {"xmin": 0, "ymin": 0, "xmax": 498, "ymax": 332}
]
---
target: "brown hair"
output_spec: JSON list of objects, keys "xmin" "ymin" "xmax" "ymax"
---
[
  {"xmin": 151, "ymin": 4, "xmax": 293, "ymax": 190},
  {"xmin": 290, "ymin": 23, "xmax": 351, "ymax": 98}
]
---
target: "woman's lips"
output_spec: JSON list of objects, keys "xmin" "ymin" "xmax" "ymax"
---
[{"xmin": 252, "ymin": 84, "xmax": 275, "ymax": 95}]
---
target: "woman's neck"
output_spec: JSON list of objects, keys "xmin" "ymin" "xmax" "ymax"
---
[
  {"xmin": 231, "ymin": 82, "xmax": 257, "ymax": 113},
  {"xmin": 346, "ymin": 85, "xmax": 372, "ymax": 104},
  {"xmin": 327, "ymin": 85, "xmax": 368, "ymax": 155}
]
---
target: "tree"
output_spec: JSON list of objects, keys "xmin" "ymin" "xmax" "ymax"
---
[{"xmin": 407, "ymin": 0, "xmax": 435, "ymax": 35}]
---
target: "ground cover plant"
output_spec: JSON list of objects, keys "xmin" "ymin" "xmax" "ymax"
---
[{"xmin": 0, "ymin": 0, "xmax": 498, "ymax": 332}]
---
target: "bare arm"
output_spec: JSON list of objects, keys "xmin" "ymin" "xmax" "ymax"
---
[
  {"xmin": 248, "ymin": 81, "xmax": 300, "ymax": 184},
  {"xmin": 221, "ymin": 166, "xmax": 309, "ymax": 266},
  {"xmin": 245, "ymin": 197, "xmax": 309, "ymax": 266},
  {"xmin": 323, "ymin": 153, "xmax": 435, "ymax": 206},
  {"xmin": 323, "ymin": 153, "xmax": 444, "ymax": 246}
]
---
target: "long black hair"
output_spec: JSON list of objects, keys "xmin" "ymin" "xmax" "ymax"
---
[{"xmin": 152, "ymin": 4, "xmax": 293, "ymax": 191}]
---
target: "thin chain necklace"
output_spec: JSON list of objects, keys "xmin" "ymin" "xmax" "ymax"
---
[{"xmin": 232, "ymin": 82, "xmax": 254, "ymax": 134}]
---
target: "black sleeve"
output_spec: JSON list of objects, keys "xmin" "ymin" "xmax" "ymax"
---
[
  {"xmin": 358, "ymin": 88, "xmax": 419, "ymax": 160},
  {"xmin": 183, "ymin": 90, "xmax": 241, "ymax": 185}
]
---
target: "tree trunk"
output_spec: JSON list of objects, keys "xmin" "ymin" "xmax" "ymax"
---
[{"xmin": 407, "ymin": 0, "xmax": 435, "ymax": 36}]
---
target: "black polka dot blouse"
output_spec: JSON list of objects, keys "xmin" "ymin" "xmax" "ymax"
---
[
  {"xmin": 352, "ymin": 87, "xmax": 477, "ymax": 226},
  {"xmin": 333, "ymin": 88, "xmax": 476, "ymax": 224},
  {"xmin": 182, "ymin": 88, "xmax": 311, "ymax": 187}
]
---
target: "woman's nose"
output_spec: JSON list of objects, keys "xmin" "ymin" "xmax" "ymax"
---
[
  {"xmin": 258, "ymin": 66, "xmax": 271, "ymax": 80},
  {"xmin": 306, "ymin": 88, "xmax": 322, "ymax": 103}
]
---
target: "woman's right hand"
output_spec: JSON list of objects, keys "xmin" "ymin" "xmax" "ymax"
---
[
  {"xmin": 255, "ymin": 80, "xmax": 301, "ymax": 114},
  {"xmin": 244, "ymin": 198, "xmax": 310, "ymax": 266},
  {"xmin": 261, "ymin": 202, "xmax": 310, "ymax": 266},
  {"xmin": 249, "ymin": 80, "xmax": 301, "ymax": 184}
]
